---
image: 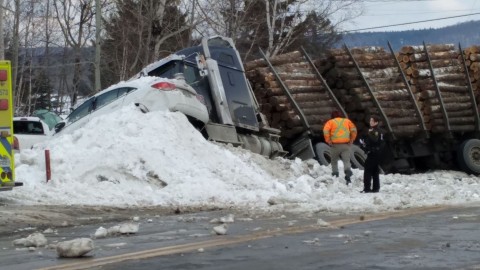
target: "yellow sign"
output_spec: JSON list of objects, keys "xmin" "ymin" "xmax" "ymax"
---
[{"xmin": 0, "ymin": 61, "xmax": 16, "ymax": 190}]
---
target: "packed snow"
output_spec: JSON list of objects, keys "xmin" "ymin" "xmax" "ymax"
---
[{"xmin": 5, "ymin": 105, "xmax": 480, "ymax": 214}]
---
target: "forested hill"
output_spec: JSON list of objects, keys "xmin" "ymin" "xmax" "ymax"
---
[{"xmin": 339, "ymin": 20, "xmax": 480, "ymax": 51}]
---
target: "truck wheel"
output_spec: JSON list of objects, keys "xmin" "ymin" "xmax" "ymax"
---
[
  {"xmin": 457, "ymin": 139, "xmax": 480, "ymax": 174},
  {"xmin": 314, "ymin": 143, "xmax": 331, "ymax": 166},
  {"xmin": 350, "ymin": 144, "xmax": 366, "ymax": 170}
]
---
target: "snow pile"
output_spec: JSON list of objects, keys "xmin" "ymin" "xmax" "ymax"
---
[{"xmin": 4, "ymin": 105, "xmax": 480, "ymax": 214}]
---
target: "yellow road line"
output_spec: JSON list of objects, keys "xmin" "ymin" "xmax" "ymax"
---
[{"xmin": 37, "ymin": 205, "xmax": 454, "ymax": 270}]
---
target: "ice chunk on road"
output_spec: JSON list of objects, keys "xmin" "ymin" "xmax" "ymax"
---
[
  {"xmin": 12, "ymin": 232, "xmax": 48, "ymax": 247},
  {"xmin": 213, "ymin": 224, "xmax": 228, "ymax": 235},
  {"xmin": 94, "ymin": 226, "xmax": 108, "ymax": 239},
  {"xmin": 56, "ymin": 238, "xmax": 94, "ymax": 258}
]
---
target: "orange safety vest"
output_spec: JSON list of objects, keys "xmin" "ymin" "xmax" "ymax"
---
[{"xmin": 323, "ymin": 117, "xmax": 357, "ymax": 144}]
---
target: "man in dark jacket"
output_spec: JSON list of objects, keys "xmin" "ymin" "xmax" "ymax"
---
[{"xmin": 360, "ymin": 116, "xmax": 384, "ymax": 193}]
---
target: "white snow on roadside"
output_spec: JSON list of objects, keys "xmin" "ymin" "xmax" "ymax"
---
[{"xmin": 5, "ymin": 105, "xmax": 480, "ymax": 214}]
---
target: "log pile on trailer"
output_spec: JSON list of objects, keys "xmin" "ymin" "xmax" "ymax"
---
[
  {"xmin": 317, "ymin": 46, "xmax": 425, "ymax": 135},
  {"xmin": 464, "ymin": 46, "xmax": 480, "ymax": 110},
  {"xmin": 245, "ymin": 43, "xmax": 480, "ymax": 139},
  {"xmin": 245, "ymin": 51, "xmax": 340, "ymax": 139},
  {"xmin": 397, "ymin": 44, "xmax": 475, "ymax": 133},
  {"xmin": 242, "ymin": 41, "xmax": 480, "ymax": 174}
]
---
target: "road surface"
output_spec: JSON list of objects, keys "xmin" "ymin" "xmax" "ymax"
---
[{"xmin": 0, "ymin": 204, "xmax": 478, "ymax": 269}]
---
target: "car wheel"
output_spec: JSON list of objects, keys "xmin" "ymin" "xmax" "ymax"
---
[
  {"xmin": 314, "ymin": 142, "xmax": 331, "ymax": 166},
  {"xmin": 457, "ymin": 139, "xmax": 480, "ymax": 174},
  {"xmin": 350, "ymin": 144, "xmax": 366, "ymax": 170}
]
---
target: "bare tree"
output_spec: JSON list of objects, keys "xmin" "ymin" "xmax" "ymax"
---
[
  {"xmin": 149, "ymin": 0, "xmax": 199, "ymax": 60},
  {"xmin": 94, "ymin": 0, "xmax": 101, "ymax": 92},
  {"xmin": 196, "ymin": 0, "xmax": 255, "ymax": 42},
  {"xmin": 10, "ymin": 0, "xmax": 58, "ymax": 114},
  {"xmin": 11, "ymin": 0, "xmax": 20, "ymax": 105},
  {"xmin": 53, "ymin": 0, "xmax": 96, "ymax": 106},
  {"xmin": 102, "ymin": 0, "xmax": 195, "ymax": 83},
  {"xmin": 195, "ymin": 0, "xmax": 362, "ymax": 59}
]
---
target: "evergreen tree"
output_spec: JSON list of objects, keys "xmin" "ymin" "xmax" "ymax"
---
[
  {"xmin": 288, "ymin": 12, "xmax": 340, "ymax": 58},
  {"xmin": 32, "ymin": 69, "xmax": 52, "ymax": 111},
  {"xmin": 101, "ymin": 0, "xmax": 189, "ymax": 86}
]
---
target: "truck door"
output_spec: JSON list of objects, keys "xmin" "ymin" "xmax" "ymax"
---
[{"xmin": 210, "ymin": 50, "xmax": 258, "ymax": 130}]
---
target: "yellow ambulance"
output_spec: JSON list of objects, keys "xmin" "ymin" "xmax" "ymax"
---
[{"xmin": 0, "ymin": 61, "xmax": 23, "ymax": 190}]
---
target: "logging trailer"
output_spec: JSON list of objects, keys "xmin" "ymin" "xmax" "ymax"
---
[
  {"xmin": 246, "ymin": 41, "xmax": 480, "ymax": 175},
  {"xmin": 137, "ymin": 36, "xmax": 480, "ymax": 175}
]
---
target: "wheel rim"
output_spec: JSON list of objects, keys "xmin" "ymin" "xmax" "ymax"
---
[{"xmin": 468, "ymin": 145, "xmax": 480, "ymax": 167}]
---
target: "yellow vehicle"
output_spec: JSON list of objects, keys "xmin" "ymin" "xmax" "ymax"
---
[{"xmin": 0, "ymin": 61, "xmax": 22, "ymax": 191}]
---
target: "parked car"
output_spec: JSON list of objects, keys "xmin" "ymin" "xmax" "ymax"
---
[
  {"xmin": 13, "ymin": 116, "xmax": 53, "ymax": 151},
  {"xmin": 54, "ymin": 76, "xmax": 209, "ymax": 134}
]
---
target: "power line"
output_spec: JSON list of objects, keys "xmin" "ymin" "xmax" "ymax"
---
[
  {"xmin": 331, "ymin": 0, "xmax": 437, "ymax": 1},
  {"xmin": 363, "ymin": 9, "xmax": 480, "ymax": 17},
  {"xmin": 342, "ymin": 12, "xmax": 480, "ymax": 33},
  {"xmin": 359, "ymin": 0, "xmax": 438, "ymax": 2}
]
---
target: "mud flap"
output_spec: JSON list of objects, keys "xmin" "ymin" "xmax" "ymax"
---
[{"xmin": 287, "ymin": 132, "xmax": 315, "ymax": 160}]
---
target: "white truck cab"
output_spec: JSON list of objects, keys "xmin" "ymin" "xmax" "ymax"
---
[{"xmin": 13, "ymin": 116, "xmax": 53, "ymax": 151}]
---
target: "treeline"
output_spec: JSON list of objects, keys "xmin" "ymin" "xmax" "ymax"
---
[
  {"xmin": 340, "ymin": 20, "xmax": 480, "ymax": 51},
  {"xmin": 2, "ymin": 0, "xmax": 352, "ymax": 116}
]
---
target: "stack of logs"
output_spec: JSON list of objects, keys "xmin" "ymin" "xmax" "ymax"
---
[
  {"xmin": 464, "ymin": 46, "xmax": 480, "ymax": 112},
  {"xmin": 397, "ymin": 44, "xmax": 474, "ymax": 132},
  {"xmin": 245, "ymin": 43, "xmax": 480, "ymax": 138},
  {"xmin": 245, "ymin": 51, "xmax": 339, "ymax": 139},
  {"xmin": 318, "ymin": 46, "xmax": 424, "ymax": 135}
]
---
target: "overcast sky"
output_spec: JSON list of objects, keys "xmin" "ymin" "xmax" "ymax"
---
[{"xmin": 340, "ymin": 0, "xmax": 480, "ymax": 32}]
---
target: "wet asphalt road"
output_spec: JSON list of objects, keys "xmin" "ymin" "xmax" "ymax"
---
[
  {"xmin": 93, "ymin": 205, "xmax": 480, "ymax": 270},
  {"xmin": 1, "ymin": 205, "xmax": 479, "ymax": 270}
]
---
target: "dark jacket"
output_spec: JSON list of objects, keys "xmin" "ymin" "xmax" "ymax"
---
[{"xmin": 361, "ymin": 126, "xmax": 385, "ymax": 155}]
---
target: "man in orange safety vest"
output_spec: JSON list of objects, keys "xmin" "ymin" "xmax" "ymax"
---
[{"xmin": 323, "ymin": 110, "xmax": 357, "ymax": 185}]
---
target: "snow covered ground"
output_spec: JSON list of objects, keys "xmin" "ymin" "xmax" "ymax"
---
[{"xmin": 6, "ymin": 105, "xmax": 480, "ymax": 214}]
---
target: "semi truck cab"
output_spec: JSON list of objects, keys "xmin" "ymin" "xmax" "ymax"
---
[{"xmin": 135, "ymin": 36, "xmax": 286, "ymax": 158}]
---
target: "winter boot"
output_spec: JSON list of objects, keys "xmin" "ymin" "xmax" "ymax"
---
[
  {"xmin": 345, "ymin": 170, "xmax": 352, "ymax": 185},
  {"xmin": 345, "ymin": 175, "xmax": 351, "ymax": 185}
]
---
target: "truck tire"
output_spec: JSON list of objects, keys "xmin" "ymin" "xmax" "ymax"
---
[
  {"xmin": 350, "ymin": 144, "xmax": 366, "ymax": 170},
  {"xmin": 314, "ymin": 143, "xmax": 331, "ymax": 166},
  {"xmin": 457, "ymin": 139, "xmax": 480, "ymax": 174}
]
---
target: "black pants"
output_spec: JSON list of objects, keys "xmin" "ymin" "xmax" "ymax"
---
[{"xmin": 363, "ymin": 152, "xmax": 380, "ymax": 192}]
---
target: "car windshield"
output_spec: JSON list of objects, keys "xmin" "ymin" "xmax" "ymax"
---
[{"xmin": 32, "ymin": 109, "xmax": 63, "ymax": 130}]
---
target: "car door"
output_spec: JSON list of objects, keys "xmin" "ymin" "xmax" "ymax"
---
[
  {"xmin": 94, "ymin": 87, "xmax": 137, "ymax": 114},
  {"xmin": 62, "ymin": 97, "xmax": 95, "ymax": 133},
  {"xmin": 91, "ymin": 88, "xmax": 121, "ymax": 117}
]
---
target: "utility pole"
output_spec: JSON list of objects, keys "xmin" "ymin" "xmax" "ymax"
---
[
  {"xmin": 0, "ymin": 0, "xmax": 4, "ymax": 60},
  {"xmin": 94, "ymin": 0, "xmax": 101, "ymax": 92}
]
